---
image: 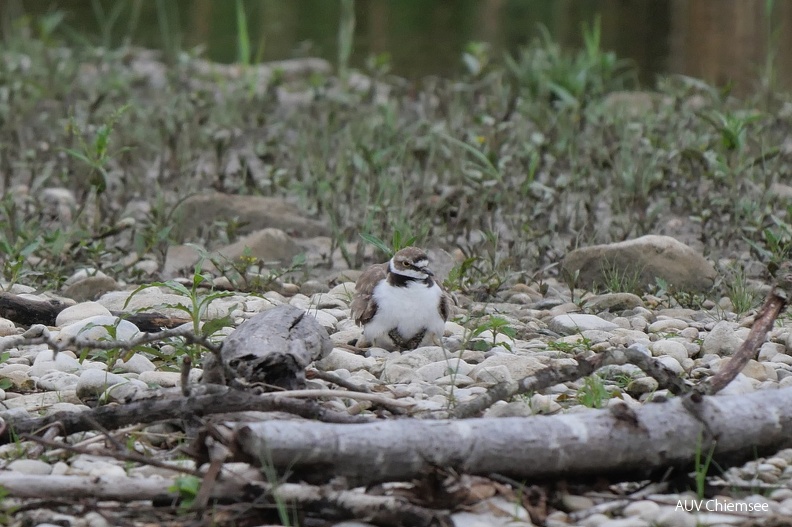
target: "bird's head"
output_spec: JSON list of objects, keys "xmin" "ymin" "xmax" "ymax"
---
[{"xmin": 389, "ymin": 246, "xmax": 434, "ymax": 279}]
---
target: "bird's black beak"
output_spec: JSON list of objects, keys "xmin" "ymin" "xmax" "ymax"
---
[{"xmin": 423, "ymin": 268, "xmax": 434, "ymax": 277}]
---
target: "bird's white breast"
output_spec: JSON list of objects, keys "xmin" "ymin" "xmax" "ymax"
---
[{"xmin": 364, "ymin": 279, "xmax": 445, "ymax": 343}]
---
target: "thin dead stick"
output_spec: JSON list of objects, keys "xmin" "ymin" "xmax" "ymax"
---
[
  {"xmin": 191, "ymin": 438, "xmax": 229, "ymax": 510},
  {"xmin": 21, "ymin": 433, "xmax": 203, "ymax": 477},
  {"xmin": 701, "ymin": 264, "xmax": 792, "ymax": 396},
  {"xmin": 450, "ymin": 346, "xmax": 689, "ymax": 419},
  {"xmin": 181, "ymin": 356, "xmax": 192, "ymax": 396},
  {"xmin": 307, "ymin": 367, "xmax": 372, "ymax": 393}
]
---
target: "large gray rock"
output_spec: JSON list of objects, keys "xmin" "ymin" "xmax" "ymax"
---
[
  {"xmin": 163, "ymin": 228, "xmax": 301, "ymax": 278},
  {"xmin": 205, "ymin": 305, "xmax": 331, "ymax": 390},
  {"xmin": 562, "ymin": 235, "xmax": 717, "ymax": 293},
  {"xmin": 214, "ymin": 228, "xmax": 301, "ymax": 265},
  {"xmin": 173, "ymin": 192, "xmax": 328, "ymax": 240}
]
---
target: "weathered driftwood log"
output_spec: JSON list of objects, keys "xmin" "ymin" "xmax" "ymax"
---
[
  {"xmin": 232, "ymin": 386, "xmax": 792, "ymax": 486},
  {"xmin": 203, "ymin": 305, "xmax": 332, "ymax": 390}
]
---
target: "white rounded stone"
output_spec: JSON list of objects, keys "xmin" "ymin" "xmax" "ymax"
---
[
  {"xmin": 55, "ymin": 302, "xmax": 112, "ymax": 327},
  {"xmin": 0, "ymin": 318, "xmax": 17, "ymax": 336},
  {"xmin": 56, "ymin": 315, "xmax": 140, "ymax": 343}
]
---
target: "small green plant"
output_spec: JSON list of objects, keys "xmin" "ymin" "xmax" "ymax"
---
[
  {"xmin": 359, "ymin": 229, "xmax": 423, "ymax": 258},
  {"xmin": 461, "ymin": 41, "xmax": 492, "ymax": 78},
  {"xmin": 258, "ymin": 448, "xmax": 297, "ymax": 526},
  {"xmin": 469, "ymin": 316, "xmax": 516, "ymax": 351},
  {"xmin": 169, "ymin": 475, "xmax": 201, "ymax": 510},
  {"xmin": 444, "ymin": 231, "xmax": 512, "ymax": 298},
  {"xmin": 210, "ymin": 250, "xmax": 306, "ymax": 293},
  {"xmin": 126, "ymin": 258, "xmax": 235, "ymax": 362},
  {"xmin": 0, "ymin": 352, "xmax": 12, "ymax": 390},
  {"xmin": 693, "ymin": 433, "xmax": 717, "ymax": 500},
  {"xmin": 576, "ymin": 375, "xmax": 610, "ymax": 409},
  {"xmin": 698, "ymin": 110, "xmax": 762, "ymax": 153},
  {"xmin": 0, "ymin": 485, "xmax": 20, "ymax": 523},
  {"xmin": 63, "ymin": 104, "xmax": 130, "ymax": 199}
]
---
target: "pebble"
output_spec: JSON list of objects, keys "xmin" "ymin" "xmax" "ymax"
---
[
  {"xmin": 306, "ymin": 309, "xmax": 339, "ymax": 331},
  {"xmin": 7, "ymin": 458, "xmax": 53, "ymax": 475},
  {"xmin": 35, "ymin": 371, "xmax": 80, "ymax": 391},
  {"xmin": 414, "ymin": 358, "xmax": 472, "ymax": 381},
  {"xmin": 56, "ymin": 315, "xmax": 141, "ymax": 343},
  {"xmin": 113, "ymin": 353, "xmax": 157, "ymax": 374},
  {"xmin": 55, "ymin": 301, "xmax": 112, "ymax": 327},
  {"xmin": 138, "ymin": 369, "xmax": 201, "ymax": 387},
  {"xmin": 701, "ymin": 320, "xmax": 742, "ymax": 356},
  {"xmin": 472, "ymin": 364, "xmax": 513, "ymax": 383},
  {"xmin": 598, "ymin": 518, "xmax": 650, "ymax": 527},
  {"xmin": 549, "ymin": 314, "xmax": 619, "ymax": 334},
  {"xmin": 29, "ymin": 351, "xmax": 82, "ymax": 377},
  {"xmin": 650, "ymin": 340, "xmax": 689, "ymax": 362},
  {"xmin": 76, "ymin": 368, "xmax": 148, "ymax": 402},
  {"xmin": 622, "ymin": 500, "xmax": 660, "ymax": 519},
  {"xmin": 317, "ymin": 348, "xmax": 377, "ymax": 372},
  {"xmin": 0, "ymin": 317, "xmax": 17, "ymax": 336},
  {"xmin": 653, "ymin": 508, "xmax": 697, "ymax": 527},
  {"xmin": 470, "ymin": 354, "xmax": 545, "ymax": 380},
  {"xmin": 647, "ymin": 319, "xmax": 688, "ymax": 333}
]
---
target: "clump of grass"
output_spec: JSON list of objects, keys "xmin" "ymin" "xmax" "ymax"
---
[
  {"xmin": 722, "ymin": 264, "xmax": 762, "ymax": 315},
  {"xmin": 506, "ymin": 16, "xmax": 636, "ymax": 109},
  {"xmin": 598, "ymin": 261, "xmax": 644, "ymax": 295}
]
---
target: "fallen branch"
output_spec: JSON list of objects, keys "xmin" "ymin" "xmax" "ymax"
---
[
  {"xmin": 1, "ymin": 323, "xmax": 220, "ymax": 357},
  {"xmin": 0, "ymin": 474, "xmax": 448, "ymax": 527},
  {"xmin": 1, "ymin": 388, "xmax": 372, "ymax": 443},
  {"xmin": 0, "ymin": 292, "xmax": 191, "ymax": 331},
  {"xmin": 450, "ymin": 345, "xmax": 689, "ymax": 418},
  {"xmin": 231, "ymin": 386, "xmax": 792, "ymax": 486}
]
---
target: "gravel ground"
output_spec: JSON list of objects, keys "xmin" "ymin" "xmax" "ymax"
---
[{"xmin": 2, "ymin": 265, "xmax": 791, "ymax": 527}]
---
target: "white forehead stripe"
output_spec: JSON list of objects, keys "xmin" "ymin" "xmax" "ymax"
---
[{"xmin": 414, "ymin": 258, "xmax": 429, "ymax": 268}]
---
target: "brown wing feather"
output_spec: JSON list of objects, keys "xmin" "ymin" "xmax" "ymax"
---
[
  {"xmin": 351, "ymin": 262, "xmax": 388, "ymax": 326},
  {"xmin": 438, "ymin": 285, "xmax": 453, "ymax": 321}
]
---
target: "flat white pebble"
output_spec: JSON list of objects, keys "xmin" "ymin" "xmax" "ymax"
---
[
  {"xmin": 36, "ymin": 371, "xmax": 80, "ymax": 391},
  {"xmin": 316, "ymin": 348, "xmax": 376, "ymax": 372},
  {"xmin": 55, "ymin": 301, "xmax": 112, "ymax": 327},
  {"xmin": 7, "ymin": 459, "xmax": 52, "ymax": 475}
]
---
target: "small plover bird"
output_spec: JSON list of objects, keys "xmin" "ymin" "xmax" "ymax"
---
[{"xmin": 351, "ymin": 246, "xmax": 451, "ymax": 350}]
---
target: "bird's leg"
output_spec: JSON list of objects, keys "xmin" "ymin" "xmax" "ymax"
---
[
  {"xmin": 404, "ymin": 329, "xmax": 427, "ymax": 350},
  {"xmin": 387, "ymin": 328, "xmax": 407, "ymax": 350}
]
